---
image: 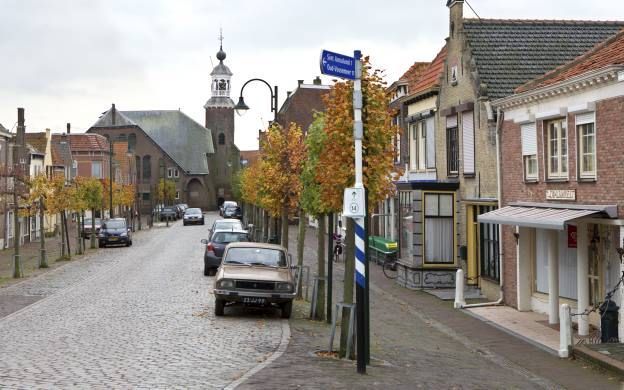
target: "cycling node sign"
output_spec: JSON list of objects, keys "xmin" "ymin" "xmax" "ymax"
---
[{"xmin": 342, "ymin": 187, "xmax": 365, "ymax": 218}]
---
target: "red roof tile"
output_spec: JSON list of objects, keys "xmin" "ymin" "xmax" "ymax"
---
[
  {"xmin": 516, "ymin": 29, "xmax": 624, "ymax": 93},
  {"xmin": 24, "ymin": 132, "xmax": 47, "ymax": 155},
  {"xmin": 408, "ymin": 45, "xmax": 447, "ymax": 96},
  {"xmin": 69, "ymin": 133, "xmax": 109, "ymax": 152},
  {"xmin": 399, "ymin": 62, "xmax": 430, "ymax": 93}
]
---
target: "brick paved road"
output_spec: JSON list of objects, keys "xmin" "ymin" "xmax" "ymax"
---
[{"xmin": 0, "ymin": 212, "xmax": 286, "ymax": 389}]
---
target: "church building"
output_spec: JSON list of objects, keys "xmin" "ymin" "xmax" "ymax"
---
[{"xmin": 87, "ymin": 42, "xmax": 239, "ymax": 211}]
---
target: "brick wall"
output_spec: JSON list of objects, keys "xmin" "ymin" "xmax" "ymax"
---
[{"xmin": 499, "ymin": 95, "xmax": 624, "ymax": 307}]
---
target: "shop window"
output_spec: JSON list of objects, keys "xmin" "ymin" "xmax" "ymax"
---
[
  {"xmin": 546, "ymin": 118, "xmax": 568, "ymax": 179},
  {"xmin": 478, "ymin": 205, "xmax": 499, "ymax": 281},
  {"xmin": 576, "ymin": 112, "xmax": 596, "ymax": 179},
  {"xmin": 424, "ymin": 193, "xmax": 454, "ymax": 264}
]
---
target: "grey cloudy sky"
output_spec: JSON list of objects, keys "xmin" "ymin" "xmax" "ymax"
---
[{"xmin": 1, "ymin": 0, "xmax": 622, "ymax": 150}]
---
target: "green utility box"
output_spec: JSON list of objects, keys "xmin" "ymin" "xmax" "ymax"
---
[{"xmin": 368, "ymin": 236, "xmax": 398, "ymax": 265}]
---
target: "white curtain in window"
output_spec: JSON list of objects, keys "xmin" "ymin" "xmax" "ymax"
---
[{"xmin": 425, "ymin": 218, "xmax": 453, "ymax": 263}]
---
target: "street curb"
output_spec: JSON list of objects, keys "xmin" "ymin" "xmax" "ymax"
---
[{"xmin": 224, "ymin": 319, "xmax": 291, "ymax": 390}]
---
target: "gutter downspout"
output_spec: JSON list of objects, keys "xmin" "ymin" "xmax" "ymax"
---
[{"xmin": 462, "ymin": 106, "xmax": 504, "ymax": 308}]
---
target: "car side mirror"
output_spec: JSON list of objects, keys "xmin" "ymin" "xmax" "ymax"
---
[
  {"xmin": 127, "ymin": 228, "xmax": 131, "ymax": 233},
  {"xmin": 201, "ymin": 239, "xmax": 208, "ymax": 244}
]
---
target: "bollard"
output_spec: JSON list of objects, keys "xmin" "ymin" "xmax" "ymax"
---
[
  {"xmin": 329, "ymin": 302, "xmax": 356, "ymax": 358},
  {"xmin": 454, "ymin": 269, "xmax": 466, "ymax": 309},
  {"xmin": 559, "ymin": 304, "xmax": 572, "ymax": 358},
  {"xmin": 310, "ymin": 276, "xmax": 326, "ymax": 319}
]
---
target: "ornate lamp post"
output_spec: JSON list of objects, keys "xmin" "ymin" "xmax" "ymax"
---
[{"xmin": 234, "ymin": 78, "xmax": 278, "ymax": 122}]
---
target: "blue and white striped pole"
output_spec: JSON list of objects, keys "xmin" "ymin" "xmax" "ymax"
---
[{"xmin": 354, "ymin": 218, "xmax": 366, "ymax": 288}]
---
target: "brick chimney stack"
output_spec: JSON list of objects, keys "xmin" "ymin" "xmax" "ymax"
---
[
  {"xmin": 66, "ymin": 123, "xmax": 71, "ymax": 134},
  {"xmin": 111, "ymin": 103, "xmax": 116, "ymax": 125},
  {"xmin": 313, "ymin": 76, "xmax": 322, "ymax": 85}
]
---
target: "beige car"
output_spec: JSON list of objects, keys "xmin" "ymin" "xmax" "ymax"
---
[{"xmin": 213, "ymin": 242, "xmax": 296, "ymax": 318}]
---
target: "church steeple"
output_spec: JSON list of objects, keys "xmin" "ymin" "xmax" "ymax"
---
[{"xmin": 205, "ymin": 30, "xmax": 234, "ymax": 109}]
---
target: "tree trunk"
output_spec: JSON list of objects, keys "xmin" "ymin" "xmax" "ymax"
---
[
  {"xmin": 280, "ymin": 206, "xmax": 289, "ymax": 249},
  {"xmin": 90, "ymin": 209, "xmax": 97, "ymax": 249},
  {"xmin": 296, "ymin": 208, "xmax": 306, "ymax": 299},
  {"xmin": 263, "ymin": 212, "xmax": 269, "ymax": 243},
  {"xmin": 39, "ymin": 198, "xmax": 47, "ymax": 267},
  {"xmin": 75, "ymin": 212, "xmax": 82, "ymax": 255},
  {"xmin": 314, "ymin": 215, "xmax": 326, "ymax": 321},
  {"xmin": 339, "ymin": 217, "xmax": 355, "ymax": 359},
  {"xmin": 63, "ymin": 211, "xmax": 71, "ymax": 259},
  {"xmin": 13, "ymin": 186, "xmax": 22, "ymax": 278},
  {"xmin": 60, "ymin": 212, "xmax": 66, "ymax": 257}
]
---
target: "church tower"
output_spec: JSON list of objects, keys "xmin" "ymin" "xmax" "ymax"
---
[{"xmin": 205, "ymin": 33, "xmax": 239, "ymax": 206}]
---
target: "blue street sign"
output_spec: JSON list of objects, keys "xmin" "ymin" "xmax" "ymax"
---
[{"xmin": 320, "ymin": 50, "xmax": 356, "ymax": 80}]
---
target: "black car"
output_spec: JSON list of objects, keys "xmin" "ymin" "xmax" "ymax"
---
[
  {"xmin": 98, "ymin": 218, "xmax": 132, "ymax": 247},
  {"xmin": 219, "ymin": 201, "xmax": 237, "ymax": 217},
  {"xmin": 201, "ymin": 229, "xmax": 249, "ymax": 276},
  {"xmin": 223, "ymin": 206, "xmax": 242, "ymax": 219},
  {"xmin": 183, "ymin": 208, "xmax": 205, "ymax": 225},
  {"xmin": 160, "ymin": 206, "xmax": 178, "ymax": 221}
]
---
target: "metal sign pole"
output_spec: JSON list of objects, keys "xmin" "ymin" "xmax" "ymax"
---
[{"xmin": 352, "ymin": 50, "xmax": 367, "ymax": 374}]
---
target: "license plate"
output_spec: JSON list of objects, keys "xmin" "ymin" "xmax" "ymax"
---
[
  {"xmin": 242, "ymin": 297, "xmax": 266, "ymax": 304},
  {"xmin": 109, "ymin": 237, "xmax": 118, "ymax": 241}
]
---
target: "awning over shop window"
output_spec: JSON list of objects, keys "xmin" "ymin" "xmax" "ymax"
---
[{"xmin": 477, "ymin": 202, "xmax": 617, "ymax": 230}]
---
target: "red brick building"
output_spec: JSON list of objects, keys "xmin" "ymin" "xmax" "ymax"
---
[
  {"xmin": 484, "ymin": 30, "xmax": 624, "ymax": 340},
  {"xmin": 69, "ymin": 133, "xmax": 111, "ymax": 180}
]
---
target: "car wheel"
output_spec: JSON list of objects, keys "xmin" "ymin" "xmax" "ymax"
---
[
  {"xmin": 280, "ymin": 301, "xmax": 293, "ymax": 319},
  {"xmin": 215, "ymin": 299, "xmax": 225, "ymax": 316},
  {"xmin": 127, "ymin": 240, "xmax": 133, "ymax": 247},
  {"xmin": 201, "ymin": 219, "xmax": 205, "ymax": 225},
  {"xmin": 204, "ymin": 264, "xmax": 210, "ymax": 276}
]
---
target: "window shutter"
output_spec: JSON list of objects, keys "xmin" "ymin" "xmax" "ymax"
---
[
  {"xmin": 462, "ymin": 111, "xmax": 475, "ymax": 175},
  {"xmin": 446, "ymin": 114, "xmax": 457, "ymax": 128},
  {"xmin": 426, "ymin": 116, "xmax": 436, "ymax": 169},
  {"xmin": 576, "ymin": 112, "xmax": 595, "ymax": 126},
  {"xmin": 521, "ymin": 123, "xmax": 537, "ymax": 156}
]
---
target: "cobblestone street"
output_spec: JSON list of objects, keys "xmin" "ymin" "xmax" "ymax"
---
[{"xmin": 0, "ymin": 212, "xmax": 286, "ymax": 389}]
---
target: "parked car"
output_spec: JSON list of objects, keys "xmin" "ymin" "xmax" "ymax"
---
[
  {"xmin": 174, "ymin": 204, "xmax": 185, "ymax": 218},
  {"xmin": 213, "ymin": 242, "xmax": 295, "ymax": 318},
  {"xmin": 183, "ymin": 208, "xmax": 205, "ymax": 226},
  {"xmin": 208, "ymin": 219, "xmax": 244, "ymax": 239},
  {"xmin": 82, "ymin": 218, "xmax": 102, "ymax": 238},
  {"xmin": 201, "ymin": 229, "xmax": 249, "ymax": 276},
  {"xmin": 98, "ymin": 218, "xmax": 132, "ymax": 247},
  {"xmin": 177, "ymin": 203, "xmax": 189, "ymax": 212},
  {"xmin": 160, "ymin": 206, "xmax": 178, "ymax": 221},
  {"xmin": 219, "ymin": 201, "xmax": 238, "ymax": 217},
  {"xmin": 223, "ymin": 206, "xmax": 242, "ymax": 219}
]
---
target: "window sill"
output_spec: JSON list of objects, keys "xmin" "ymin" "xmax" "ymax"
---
[
  {"xmin": 545, "ymin": 178, "xmax": 569, "ymax": 183},
  {"xmin": 523, "ymin": 179, "xmax": 539, "ymax": 184},
  {"xmin": 463, "ymin": 173, "xmax": 476, "ymax": 179},
  {"xmin": 578, "ymin": 177, "xmax": 597, "ymax": 183}
]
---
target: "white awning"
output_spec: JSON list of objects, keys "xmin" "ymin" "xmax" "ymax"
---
[{"xmin": 477, "ymin": 202, "xmax": 617, "ymax": 230}]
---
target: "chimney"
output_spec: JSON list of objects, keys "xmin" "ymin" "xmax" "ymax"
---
[
  {"xmin": 111, "ymin": 103, "xmax": 116, "ymax": 125},
  {"xmin": 447, "ymin": 0, "xmax": 464, "ymax": 39},
  {"xmin": 297, "ymin": 80, "xmax": 304, "ymax": 86},
  {"xmin": 17, "ymin": 107, "xmax": 25, "ymax": 148},
  {"xmin": 286, "ymin": 91, "xmax": 292, "ymax": 98},
  {"xmin": 66, "ymin": 123, "xmax": 71, "ymax": 134},
  {"xmin": 313, "ymin": 76, "xmax": 322, "ymax": 85},
  {"xmin": 45, "ymin": 128, "xmax": 51, "ymax": 141}
]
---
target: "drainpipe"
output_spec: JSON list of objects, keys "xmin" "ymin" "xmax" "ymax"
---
[{"xmin": 462, "ymin": 106, "xmax": 504, "ymax": 308}]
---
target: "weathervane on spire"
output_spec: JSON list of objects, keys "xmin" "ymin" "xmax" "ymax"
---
[{"xmin": 218, "ymin": 28, "xmax": 224, "ymax": 50}]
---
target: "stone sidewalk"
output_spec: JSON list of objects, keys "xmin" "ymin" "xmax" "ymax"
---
[{"xmin": 238, "ymin": 225, "xmax": 622, "ymax": 389}]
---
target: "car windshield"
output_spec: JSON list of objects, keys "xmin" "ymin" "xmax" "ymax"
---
[
  {"xmin": 103, "ymin": 220, "xmax": 125, "ymax": 229},
  {"xmin": 185, "ymin": 208, "xmax": 202, "ymax": 215},
  {"xmin": 223, "ymin": 201, "xmax": 237, "ymax": 208},
  {"xmin": 163, "ymin": 207, "xmax": 175, "ymax": 212},
  {"xmin": 214, "ymin": 221, "xmax": 243, "ymax": 230},
  {"xmin": 224, "ymin": 247, "xmax": 287, "ymax": 267},
  {"xmin": 212, "ymin": 232, "xmax": 248, "ymax": 244}
]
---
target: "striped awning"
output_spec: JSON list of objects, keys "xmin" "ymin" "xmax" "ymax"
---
[{"xmin": 477, "ymin": 202, "xmax": 617, "ymax": 230}]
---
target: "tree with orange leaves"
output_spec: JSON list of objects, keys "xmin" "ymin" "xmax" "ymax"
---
[{"xmin": 257, "ymin": 122, "xmax": 306, "ymax": 249}]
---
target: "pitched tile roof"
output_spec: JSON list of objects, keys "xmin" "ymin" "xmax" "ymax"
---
[
  {"xmin": 408, "ymin": 44, "xmax": 447, "ymax": 96},
  {"xmin": 51, "ymin": 134, "xmax": 73, "ymax": 167},
  {"xmin": 399, "ymin": 62, "xmax": 430, "ymax": 93},
  {"xmin": 69, "ymin": 133, "xmax": 110, "ymax": 152},
  {"xmin": 463, "ymin": 19, "xmax": 624, "ymax": 99},
  {"xmin": 91, "ymin": 109, "xmax": 215, "ymax": 175},
  {"xmin": 24, "ymin": 132, "xmax": 47, "ymax": 155},
  {"xmin": 276, "ymin": 83, "xmax": 329, "ymax": 133},
  {"xmin": 517, "ymin": 29, "xmax": 624, "ymax": 92}
]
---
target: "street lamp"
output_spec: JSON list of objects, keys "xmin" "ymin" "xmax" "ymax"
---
[{"xmin": 234, "ymin": 78, "xmax": 278, "ymax": 121}]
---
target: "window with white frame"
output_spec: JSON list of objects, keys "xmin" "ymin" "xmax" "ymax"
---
[
  {"xmin": 576, "ymin": 112, "xmax": 596, "ymax": 179},
  {"xmin": 546, "ymin": 118, "xmax": 567, "ymax": 179},
  {"xmin": 91, "ymin": 161, "xmax": 102, "ymax": 178},
  {"xmin": 521, "ymin": 123, "xmax": 538, "ymax": 181},
  {"xmin": 409, "ymin": 120, "xmax": 427, "ymax": 171},
  {"xmin": 175, "ymin": 191, "xmax": 180, "ymax": 200},
  {"xmin": 174, "ymin": 168, "xmax": 179, "ymax": 178},
  {"xmin": 424, "ymin": 193, "xmax": 454, "ymax": 264},
  {"xmin": 167, "ymin": 167, "xmax": 173, "ymax": 178}
]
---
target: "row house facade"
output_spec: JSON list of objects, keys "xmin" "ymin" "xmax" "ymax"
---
[
  {"xmin": 483, "ymin": 30, "xmax": 624, "ymax": 339},
  {"xmin": 388, "ymin": 0, "xmax": 624, "ymax": 301}
]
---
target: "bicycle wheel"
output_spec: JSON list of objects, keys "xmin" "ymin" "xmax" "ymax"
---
[{"xmin": 383, "ymin": 259, "xmax": 398, "ymax": 279}]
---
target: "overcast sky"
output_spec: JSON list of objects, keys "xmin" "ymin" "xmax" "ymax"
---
[{"xmin": 1, "ymin": 0, "xmax": 622, "ymax": 151}]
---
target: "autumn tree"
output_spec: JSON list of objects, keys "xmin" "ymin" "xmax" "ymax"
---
[
  {"xmin": 257, "ymin": 122, "xmax": 306, "ymax": 249},
  {"xmin": 157, "ymin": 179, "xmax": 176, "ymax": 206},
  {"xmin": 77, "ymin": 177, "xmax": 104, "ymax": 249},
  {"xmin": 25, "ymin": 174, "xmax": 53, "ymax": 268},
  {"xmin": 317, "ymin": 56, "xmax": 399, "ymax": 356}
]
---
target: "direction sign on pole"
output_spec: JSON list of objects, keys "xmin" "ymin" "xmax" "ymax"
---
[{"xmin": 320, "ymin": 50, "xmax": 356, "ymax": 80}]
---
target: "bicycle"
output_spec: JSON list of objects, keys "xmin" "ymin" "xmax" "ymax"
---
[
  {"xmin": 382, "ymin": 252, "xmax": 399, "ymax": 279},
  {"xmin": 333, "ymin": 233, "xmax": 344, "ymax": 263}
]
